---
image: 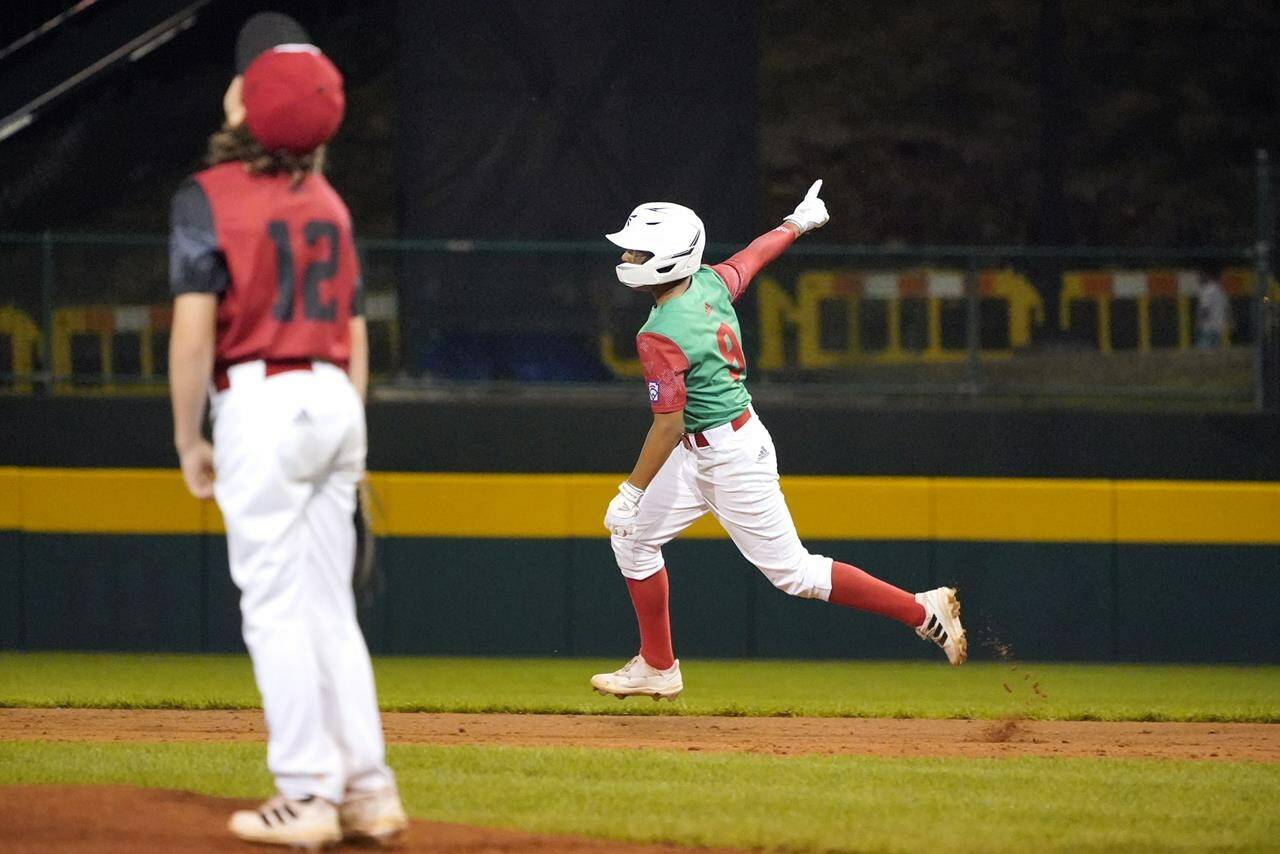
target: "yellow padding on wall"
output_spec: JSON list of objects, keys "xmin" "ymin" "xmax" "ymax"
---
[
  {"xmin": 1, "ymin": 467, "xmax": 1278, "ymax": 544},
  {"xmin": 0, "ymin": 468, "xmax": 21, "ymax": 530},
  {"xmin": 1115, "ymin": 480, "xmax": 1280, "ymax": 544},
  {"xmin": 934, "ymin": 478, "xmax": 1114, "ymax": 543},
  {"xmin": 373, "ymin": 473, "xmax": 934, "ymax": 540},
  {"xmin": 375, "ymin": 473, "xmax": 729, "ymax": 539},
  {"xmin": 785, "ymin": 476, "xmax": 934, "ymax": 540},
  {"xmin": 7, "ymin": 467, "xmax": 212, "ymax": 534},
  {"xmin": 377, "ymin": 473, "xmax": 588, "ymax": 538}
]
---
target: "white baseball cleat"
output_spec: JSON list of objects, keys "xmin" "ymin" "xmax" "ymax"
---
[
  {"xmin": 340, "ymin": 785, "xmax": 408, "ymax": 845},
  {"xmin": 915, "ymin": 587, "xmax": 968, "ymax": 666},
  {"xmin": 591, "ymin": 655, "xmax": 683, "ymax": 700},
  {"xmin": 228, "ymin": 794, "xmax": 341, "ymax": 849}
]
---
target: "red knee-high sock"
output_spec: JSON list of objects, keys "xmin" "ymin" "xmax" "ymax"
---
[
  {"xmin": 625, "ymin": 567, "xmax": 675, "ymax": 670},
  {"xmin": 828, "ymin": 562, "xmax": 925, "ymax": 627}
]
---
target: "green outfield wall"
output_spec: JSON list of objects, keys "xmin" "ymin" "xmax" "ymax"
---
[
  {"xmin": 5, "ymin": 397, "xmax": 1279, "ymax": 480},
  {"xmin": 1, "ymin": 467, "xmax": 1276, "ymax": 662}
]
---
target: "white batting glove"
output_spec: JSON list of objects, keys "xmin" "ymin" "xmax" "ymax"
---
[
  {"xmin": 783, "ymin": 179, "xmax": 829, "ymax": 234},
  {"xmin": 604, "ymin": 481, "xmax": 645, "ymax": 538}
]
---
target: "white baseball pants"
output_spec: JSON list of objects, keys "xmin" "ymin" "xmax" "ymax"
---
[
  {"xmin": 611, "ymin": 407, "xmax": 835, "ymax": 599},
  {"xmin": 212, "ymin": 361, "xmax": 394, "ymax": 804}
]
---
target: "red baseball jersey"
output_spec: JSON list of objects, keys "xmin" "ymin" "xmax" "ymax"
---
[{"xmin": 169, "ymin": 162, "xmax": 362, "ymax": 371}]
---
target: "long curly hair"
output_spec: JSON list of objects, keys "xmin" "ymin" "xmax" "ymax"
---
[{"xmin": 205, "ymin": 125, "xmax": 326, "ymax": 188}]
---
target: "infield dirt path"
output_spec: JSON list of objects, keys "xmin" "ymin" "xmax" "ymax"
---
[
  {"xmin": 0, "ymin": 784, "xmax": 743, "ymax": 853},
  {"xmin": 3, "ymin": 708, "xmax": 1277, "ymax": 761}
]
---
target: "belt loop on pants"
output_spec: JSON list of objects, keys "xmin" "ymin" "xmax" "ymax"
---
[{"xmin": 682, "ymin": 406, "xmax": 752, "ymax": 449}]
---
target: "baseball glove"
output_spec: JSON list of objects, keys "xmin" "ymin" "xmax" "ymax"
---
[{"xmin": 353, "ymin": 477, "xmax": 381, "ymax": 605}]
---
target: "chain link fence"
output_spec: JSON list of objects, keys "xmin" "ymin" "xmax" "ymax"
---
[{"xmin": 1, "ymin": 232, "xmax": 1275, "ymax": 410}]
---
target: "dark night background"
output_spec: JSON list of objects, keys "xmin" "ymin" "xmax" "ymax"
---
[
  {"xmin": 3, "ymin": 0, "xmax": 1279, "ymax": 247},
  {"xmin": 2, "ymin": 2, "xmax": 1279, "ymax": 679}
]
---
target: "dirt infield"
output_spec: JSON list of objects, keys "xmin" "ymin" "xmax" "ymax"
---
[
  {"xmin": 3, "ymin": 708, "xmax": 1277, "ymax": 761},
  {"xmin": 0, "ymin": 785, "xmax": 741, "ymax": 853}
]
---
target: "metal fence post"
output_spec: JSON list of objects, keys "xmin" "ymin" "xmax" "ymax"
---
[
  {"xmin": 1255, "ymin": 150, "xmax": 1272, "ymax": 411},
  {"xmin": 40, "ymin": 230, "xmax": 56, "ymax": 393},
  {"xmin": 965, "ymin": 255, "xmax": 983, "ymax": 393}
]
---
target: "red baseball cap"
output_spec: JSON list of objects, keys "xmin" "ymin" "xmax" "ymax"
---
[{"xmin": 241, "ymin": 45, "xmax": 345, "ymax": 154}]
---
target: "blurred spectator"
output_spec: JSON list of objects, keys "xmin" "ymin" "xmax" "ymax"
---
[{"xmin": 1195, "ymin": 273, "xmax": 1232, "ymax": 350}]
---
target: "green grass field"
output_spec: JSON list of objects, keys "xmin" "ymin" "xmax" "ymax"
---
[
  {"xmin": 2, "ymin": 652, "xmax": 1278, "ymax": 721},
  {"xmin": 2, "ymin": 741, "xmax": 1278, "ymax": 852},
  {"xmin": 3, "ymin": 653, "xmax": 1279, "ymax": 852}
]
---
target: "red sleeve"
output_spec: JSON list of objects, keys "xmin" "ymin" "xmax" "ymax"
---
[
  {"xmin": 709, "ymin": 225, "xmax": 797, "ymax": 301},
  {"xmin": 636, "ymin": 332, "xmax": 689, "ymax": 414}
]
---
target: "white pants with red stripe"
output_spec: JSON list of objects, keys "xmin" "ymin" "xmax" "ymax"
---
[
  {"xmin": 611, "ymin": 408, "xmax": 835, "ymax": 599},
  {"xmin": 212, "ymin": 361, "xmax": 394, "ymax": 804}
]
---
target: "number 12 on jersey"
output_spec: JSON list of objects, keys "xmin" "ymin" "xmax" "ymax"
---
[{"xmin": 267, "ymin": 219, "xmax": 340, "ymax": 323}]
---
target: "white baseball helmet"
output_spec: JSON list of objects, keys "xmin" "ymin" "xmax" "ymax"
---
[{"xmin": 605, "ymin": 203, "xmax": 705, "ymax": 287}]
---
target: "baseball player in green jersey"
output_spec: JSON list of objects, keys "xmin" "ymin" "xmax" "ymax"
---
[{"xmin": 591, "ymin": 181, "xmax": 966, "ymax": 700}]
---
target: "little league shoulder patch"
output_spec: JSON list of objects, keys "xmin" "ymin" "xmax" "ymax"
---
[{"xmin": 648, "ymin": 381, "xmax": 660, "ymax": 402}]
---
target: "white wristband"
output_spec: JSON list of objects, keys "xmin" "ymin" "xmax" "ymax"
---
[{"xmin": 618, "ymin": 481, "xmax": 645, "ymax": 503}]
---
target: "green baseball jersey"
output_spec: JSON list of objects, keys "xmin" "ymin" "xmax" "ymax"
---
[{"xmin": 636, "ymin": 266, "xmax": 752, "ymax": 433}]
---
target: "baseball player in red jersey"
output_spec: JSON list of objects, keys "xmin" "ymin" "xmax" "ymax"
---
[
  {"xmin": 591, "ymin": 182, "xmax": 967, "ymax": 700},
  {"xmin": 168, "ymin": 14, "xmax": 405, "ymax": 848}
]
